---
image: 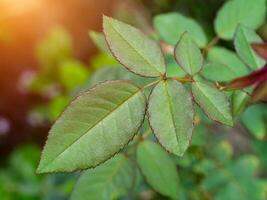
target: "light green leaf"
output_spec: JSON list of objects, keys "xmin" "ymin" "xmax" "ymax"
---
[
  {"xmin": 174, "ymin": 32, "xmax": 204, "ymax": 75},
  {"xmin": 165, "ymin": 54, "xmax": 187, "ymax": 78},
  {"xmin": 37, "ymin": 81, "xmax": 146, "ymax": 173},
  {"xmin": 234, "ymin": 25, "xmax": 265, "ymax": 70},
  {"xmin": 154, "ymin": 12, "xmax": 207, "ymax": 47},
  {"xmin": 71, "ymin": 154, "xmax": 134, "ymax": 200},
  {"xmin": 137, "ymin": 141, "xmax": 179, "ymax": 199},
  {"xmin": 59, "ymin": 59, "xmax": 90, "ymax": 91},
  {"xmin": 103, "ymin": 16, "xmax": 165, "ymax": 77},
  {"xmin": 215, "ymin": 0, "xmax": 266, "ymax": 40},
  {"xmin": 148, "ymin": 80, "xmax": 194, "ymax": 156},
  {"xmin": 192, "ymin": 82, "xmax": 233, "ymax": 126},
  {"xmin": 201, "ymin": 47, "xmax": 250, "ymax": 82},
  {"xmin": 89, "ymin": 31, "xmax": 110, "ymax": 53},
  {"xmin": 232, "ymin": 90, "xmax": 251, "ymax": 117},
  {"xmin": 241, "ymin": 104, "xmax": 267, "ymax": 140}
]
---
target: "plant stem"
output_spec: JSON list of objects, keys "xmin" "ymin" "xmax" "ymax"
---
[
  {"xmin": 203, "ymin": 36, "xmax": 220, "ymax": 55},
  {"xmin": 170, "ymin": 76, "xmax": 194, "ymax": 83}
]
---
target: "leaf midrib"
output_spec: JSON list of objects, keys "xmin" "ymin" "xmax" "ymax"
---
[{"xmin": 163, "ymin": 81, "xmax": 180, "ymax": 148}]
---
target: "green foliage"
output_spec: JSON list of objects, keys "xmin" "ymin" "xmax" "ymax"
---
[
  {"xmin": 35, "ymin": 1, "xmax": 267, "ymax": 198},
  {"xmin": 89, "ymin": 31, "xmax": 110, "ymax": 53},
  {"xmin": 103, "ymin": 16, "xmax": 166, "ymax": 77},
  {"xmin": 0, "ymin": 145, "xmax": 75, "ymax": 200},
  {"xmin": 240, "ymin": 104, "xmax": 267, "ymax": 140},
  {"xmin": 36, "ymin": 27, "xmax": 73, "ymax": 70},
  {"xmin": 37, "ymin": 81, "xmax": 146, "ymax": 173},
  {"xmin": 174, "ymin": 32, "xmax": 203, "ymax": 75},
  {"xmin": 71, "ymin": 154, "xmax": 134, "ymax": 200},
  {"xmin": 148, "ymin": 80, "xmax": 194, "ymax": 156},
  {"xmin": 154, "ymin": 12, "xmax": 207, "ymax": 47},
  {"xmin": 215, "ymin": 0, "xmax": 266, "ymax": 40},
  {"xmin": 231, "ymin": 90, "xmax": 251, "ymax": 116},
  {"xmin": 137, "ymin": 141, "xmax": 179, "ymax": 199},
  {"xmin": 201, "ymin": 47, "xmax": 250, "ymax": 82},
  {"xmin": 234, "ymin": 25, "xmax": 266, "ymax": 70},
  {"xmin": 192, "ymin": 82, "xmax": 233, "ymax": 126},
  {"xmin": 59, "ymin": 59, "xmax": 90, "ymax": 92}
]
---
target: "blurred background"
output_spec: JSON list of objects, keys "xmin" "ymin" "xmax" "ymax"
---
[{"xmin": 0, "ymin": 0, "xmax": 266, "ymax": 199}]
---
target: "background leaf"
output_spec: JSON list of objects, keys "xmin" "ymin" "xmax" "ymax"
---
[
  {"xmin": 37, "ymin": 81, "xmax": 146, "ymax": 173},
  {"xmin": 174, "ymin": 32, "xmax": 204, "ymax": 75},
  {"xmin": 148, "ymin": 80, "xmax": 194, "ymax": 156},
  {"xmin": 89, "ymin": 31, "xmax": 110, "ymax": 53},
  {"xmin": 201, "ymin": 47, "xmax": 250, "ymax": 82},
  {"xmin": 154, "ymin": 12, "xmax": 207, "ymax": 47},
  {"xmin": 234, "ymin": 25, "xmax": 266, "ymax": 70},
  {"xmin": 240, "ymin": 104, "xmax": 267, "ymax": 140},
  {"xmin": 137, "ymin": 141, "xmax": 179, "ymax": 199},
  {"xmin": 192, "ymin": 82, "xmax": 233, "ymax": 126},
  {"xmin": 103, "ymin": 16, "xmax": 166, "ymax": 77},
  {"xmin": 215, "ymin": 0, "xmax": 266, "ymax": 40},
  {"xmin": 71, "ymin": 154, "xmax": 134, "ymax": 200}
]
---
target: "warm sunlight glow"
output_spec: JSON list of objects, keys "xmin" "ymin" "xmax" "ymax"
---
[{"xmin": 0, "ymin": 0, "xmax": 42, "ymax": 16}]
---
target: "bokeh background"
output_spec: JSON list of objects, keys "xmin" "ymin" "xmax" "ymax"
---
[{"xmin": 0, "ymin": 0, "xmax": 266, "ymax": 199}]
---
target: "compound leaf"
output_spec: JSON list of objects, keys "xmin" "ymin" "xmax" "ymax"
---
[
  {"xmin": 192, "ymin": 82, "xmax": 233, "ymax": 126},
  {"xmin": 148, "ymin": 80, "xmax": 194, "ymax": 156},
  {"xmin": 37, "ymin": 81, "xmax": 146, "ymax": 173},
  {"xmin": 103, "ymin": 16, "xmax": 165, "ymax": 77},
  {"xmin": 137, "ymin": 141, "xmax": 179, "ymax": 199}
]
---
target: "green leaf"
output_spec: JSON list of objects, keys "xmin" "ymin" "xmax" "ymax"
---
[
  {"xmin": 215, "ymin": 0, "xmax": 266, "ymax": 40},
  {"xmin": 234, "ymin": 25, "xmax": 265, "ymax": 70},
  {"xmin": 148, "ymin": 80, "xmax": 194, "ymax": 156},
  {"xmin": 165, "ymin": 54, "xmax": 187, "ymax": 78},
  {"xmin": 241, "ymin": 104, "xmax": 267, "ymax": 140},
  {"xmin": 137, "ymin": 141, "xmax": 179, "ymax": 199},
  {"xmin": 71, "ymin": 154, "xmax": 133, "ymax": 200},
  {"xmin": 89, "ymin": 66, "xmax": 150, "ymax": 88},
  {"xmin": 37, "ymin": 81, "xmax": 146, "ymax": 173},
  {"xmin": 201, "ymin": 47, "xmax": 250, "ymax": 82},
  {"xmin": 103, "ymin": 16, "xmax": 166, "ymax": 77},
  {"xmin": 59, "ymin": 59, "xmax": 90, "ymax": 91},
  {"xmin": 89, "ymin": 31, "xmax": 110, "ymax": 53},
  {"xmin": 232, "ymin": 90, "xmax": 251, "ymax": 117},
  {"xmin": 174, "ymin": 32, "xmax": 204, "ymax": 75},
  {"xmin": 154, "ymin": 12, "xmax": 207, "ymax": 47},
  {"xmin": 192, "ymin": 82, "xmax": 233, "ymax": 126}
]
